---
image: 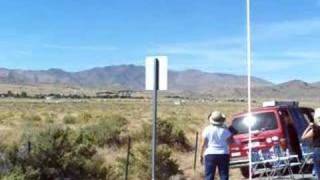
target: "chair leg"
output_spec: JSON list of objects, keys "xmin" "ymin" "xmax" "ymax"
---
[
  {"xmin": 300, "ymin": 164, "xmax": 305, "ymax": 179},
  {"xmin": 298, "ymin": 163, "xmax": 304, "ymax": 174},
  {"xmin": 287, "ymin": 166, "xmax": 295, "ymax": 180}
]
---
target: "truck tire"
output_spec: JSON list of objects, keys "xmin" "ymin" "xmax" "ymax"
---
[
  {"xmin": 240, "ymin": 167, "xmax": 258, "ymax": 178},
  {"xmin": 240, "ymin": 167, "xmax": 249, "ymax": 178}
]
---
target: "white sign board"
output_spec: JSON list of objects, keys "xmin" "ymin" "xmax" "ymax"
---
[{"xmin": 145, "ymin": 56, "xmax": 168, "ymax": 91}]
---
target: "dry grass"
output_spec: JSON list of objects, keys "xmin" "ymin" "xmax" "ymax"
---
[{"xmin": 0, "ymin": 98, "xmax": 317, "ymax": 179}]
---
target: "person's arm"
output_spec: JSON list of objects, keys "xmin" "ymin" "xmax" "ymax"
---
[
  {"xmin": 228, "ymin": 126, "xmax": 238, "ymax": 135},
  {"xmin": 200, "ymin": 132, "xmax": 208, "ymax": 165},
  {"xmin": 225, "ymin": 128, "xmax": 234, "ymax": 144},
  {"xmin": 227, "ymin": 136, "xmax": 234, "ymax": 144},
  {"xmin": 301, "ymin": 124, "xmax": 314, "ymax": 140}
]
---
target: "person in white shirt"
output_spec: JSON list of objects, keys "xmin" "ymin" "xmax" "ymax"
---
[{"xmin": 200, "ymin": 111, "xmax": 233, "ymax": 180}]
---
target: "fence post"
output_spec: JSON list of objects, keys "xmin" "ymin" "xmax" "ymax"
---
[
  {"xmin": 27, "ymin": 141, "xmax": 31, "ymax": 154},
  {"xmin": 193, "ymin": 132, "xmax": 199, "ymax": 172},
  {"xmin": 125, "ymin": 136, "xmax": 131, "ymax": 180}
]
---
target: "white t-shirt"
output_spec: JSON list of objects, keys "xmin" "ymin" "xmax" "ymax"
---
[{"xmin": 202, "ymin": 125, "xmax": 232, "ymax": 155}]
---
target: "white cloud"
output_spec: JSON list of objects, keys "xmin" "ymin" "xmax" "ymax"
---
[
  {"xmin": 253, "ymin": 18, "xmax": 320, "ymax": 40},
  {"xmin": 283, "ymin": 51, "xmax": 320, "ymax": 60},
  {"xmin": 151, "ymin": 18, "xmax": 320, "ymax": 62},
  {"xmin": 148, "ymin": 17, "xmax": 320, "ymax": 82},
  {"xmin": 151, "ymin": 36, "xmax": 245, "ymax": 62},
  {"xmin": 252, "ymin": 59, "xmax": 305, "ymax": 72}
]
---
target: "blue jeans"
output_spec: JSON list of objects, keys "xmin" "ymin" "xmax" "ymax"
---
[
  {"xmin": 314, "ymin": 148, "xmax": 320, "ymax": 179},
  {"xmin": 205, "ymin": 154, "xmax": 229, "ymax": 180}
]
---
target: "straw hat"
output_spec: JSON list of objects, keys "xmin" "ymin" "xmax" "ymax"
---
[
  {"xmin": 209, "ymin": 111, "xmax": 226, "ymax": 126},
  {"xmin": 314, "ymin": 108, "xmax": 320, "ymax": 125}
]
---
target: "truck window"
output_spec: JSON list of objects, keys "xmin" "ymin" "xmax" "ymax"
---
[{"xmin": 231, "ymin": 112, "xmax": 277, "ymax": 134}]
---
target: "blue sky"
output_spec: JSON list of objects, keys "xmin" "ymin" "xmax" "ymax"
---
[{"xmin": 0, "ymin": 0, "xmax": 320, "ymax": 83}]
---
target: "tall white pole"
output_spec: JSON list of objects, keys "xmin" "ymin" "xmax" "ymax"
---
[{"xmin": 246, "ymin": 0, "xmax": 253, "ymax": 179}]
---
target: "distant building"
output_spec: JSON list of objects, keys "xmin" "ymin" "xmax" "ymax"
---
[
  {"xmin": 96, "ymin": 91, "xmax": 117, "ymax": 98},
  {"xmin": 96, "ymin": 90, "xmax": 134, "ymax": 98},
  {"xmin": 45, "ymin": 96, "xmax": 56, "ymax": 101},
  {"xmin": 117, "ymin": 90, "xmax": 133, "ymax": 98},
  {"xmin": 174, "ymin": 100, "xmax": 181, "ymax": 105},
  {"xmin": 0, "ymin": 93, "xmax": 8, "ymax": 98}
]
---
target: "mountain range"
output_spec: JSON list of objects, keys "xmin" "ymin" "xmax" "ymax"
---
[{"xmin": 0, "ymin": 65, "xmax": 319, "ymax": 100}]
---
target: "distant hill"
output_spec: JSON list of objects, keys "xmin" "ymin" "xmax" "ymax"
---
[
  {"xmin": 252, "ymin": 80, "xmax": 320, "ymax": 100},
  {"xmin": 277, "ymin": 80, "xmax": 312, "ymax": 89},
  {"xmin": 0, "ymin": 65, "xmax": 319, "ymax": 100},
  {"xmin": 0, "ymin": 65, "xmax": 272, "ymax": 91},
  {"xmin": 311, "ymin": 81, "xmax": 320, "ymax": 87}
]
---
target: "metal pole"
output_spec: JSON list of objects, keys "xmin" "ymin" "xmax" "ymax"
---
[
  {"xmin": 152, "ymin": 59, "xmax": 159, "ymax": 180},
  {"xmin": 246, "ymin": 0, "xmax": 253, "ymax": 179},
  {"xmin": 125, "ymin": 136, "xmax": 131, "ymax": 180},
  {"xmin": 193, "ymin": 132, "xmax": 199, "ymax": 172}
]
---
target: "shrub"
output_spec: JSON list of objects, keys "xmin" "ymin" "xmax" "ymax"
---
[
  {"xmin": 0, "ymin": 167, "xmax": 25, "ymax": 180},
  {"xmin": 0, "ymin": 112, "xmax": 14, "ymax": 122},
  {"xmin": 119, "ymin": 143, "xmax": 182, "ymax": 180},
  {"xmin": 2, "ymin": 126, "xmax": 117, "ymax": 180},
  {"xmin": 81, "ymin": 115, "xmax": 128, "ymax": 147},
  {"xmin": 45, "ymin": 117, "xmax": 54, "ymax": 124},
  {"xmin": 7, "ymin": 91, "xmax": 13, "ymax": 97},
  {"xmin": 24, "ymin": 114, "xmax": 42, "ymax": 122},
  {"xmin": 44, "ymin": 113, "xmax": 57, "ymax": 124},
  {"xmin": 20, "ymin": 92, "xmax": 28, "ymax": 98},
  {"xmin": 63, "ymin": 114, "xmax": 77, "ymax": 124},
  {"xmin": 137, "ymin": 118, "xmax": 191, "ymax": 151},
  {"xmin": 78, "ymin": 112, "xmax": 92, "ymax": 123}
]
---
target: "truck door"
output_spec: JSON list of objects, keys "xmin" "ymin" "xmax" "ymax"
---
[
  {"xmin": 280, "ymin": 109, "xmax": 302, "ymax": 158},
  {"xmin": 289, "ymin": 107, "xmax": 309, "ymax": 138}
]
